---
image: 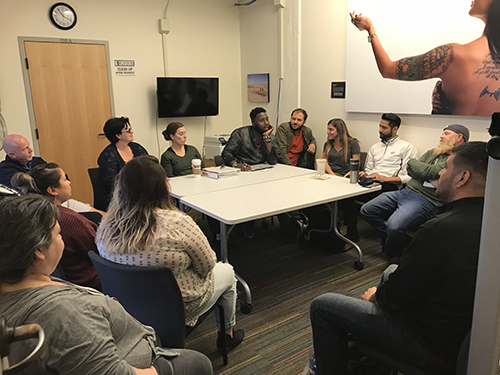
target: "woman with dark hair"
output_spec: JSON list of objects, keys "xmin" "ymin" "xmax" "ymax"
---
[
  {"xmin": 160, "ymin": 122, "xmax": 204, "ymax": 177},
  {"xmin": 0, "ymin": 195, "xmax": 213, "ymax": 375},
  {"xmin": 95, "ymin": 117, "xmax": 148, "ymax": 210},
  {"xmin": 350, "ymin": 0, "xmax": 500, "ymax": 116},
  {"xmin": 323, "ymin": 118, "xmax": 361, "ymax": 242},
  {"xmin": 96, "ymin": 155, "xmax": 244, "ymax": 351},
  {"xmin": 11, "ymin": 163, "xmax": 101, "ymax": 290}
]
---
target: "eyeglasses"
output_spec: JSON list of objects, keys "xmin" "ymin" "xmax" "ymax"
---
[{"xmin": 121, "ymin": 126, "xmax": 133, "ymax": 133}]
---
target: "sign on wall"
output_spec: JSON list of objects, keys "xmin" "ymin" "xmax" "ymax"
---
[{"xmin": 114, "ymin": 59, "xmax": 135, "ymax": 76}]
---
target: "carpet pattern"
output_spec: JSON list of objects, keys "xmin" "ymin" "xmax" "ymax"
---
[{"xmin": 185, "ymin": 215, "xmax": 388, "ymax": 374}]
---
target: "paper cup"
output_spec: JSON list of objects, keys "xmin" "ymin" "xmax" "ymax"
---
[
  {"xmin": 192, "ymin": 159, "xmax": 202, "ymax": 176},
  {"xmin": 316, "ymin": 159, "xmax": 326, "ymax": 175}
]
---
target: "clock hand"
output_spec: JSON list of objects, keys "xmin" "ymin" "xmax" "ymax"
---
[{"xmin": 57, "ymin": 8, "xmax": 70, "ymax": 21}]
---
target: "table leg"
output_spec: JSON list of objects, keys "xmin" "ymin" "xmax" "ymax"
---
[
  {"xmin": 219, "ymin": 221, "xmax": 253, "ymax": 307},
  {"xmin": 220, "ymin": 221, "xmax": 228, "ymax": 262},
  {"xmin": 331, "ymin": 202, "xmax": 364, "ymax": 270},
  {"xmin": 306, "ymin": 202, "xmax": 364, "ymax": 270}
]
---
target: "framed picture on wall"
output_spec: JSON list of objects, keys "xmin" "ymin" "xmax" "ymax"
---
[{"xmin": 247, "ymin": 73, "xmax": 269, "ymax": 103}]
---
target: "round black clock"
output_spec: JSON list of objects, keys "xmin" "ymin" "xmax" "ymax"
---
[{"xmin": 49, "ymin": 3, "xmax": 77, "ymax": 30}]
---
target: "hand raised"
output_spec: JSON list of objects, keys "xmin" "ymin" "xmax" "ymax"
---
[{"xmin": 349, "ymin": 11, "xmax": 373, "ymax": 33}]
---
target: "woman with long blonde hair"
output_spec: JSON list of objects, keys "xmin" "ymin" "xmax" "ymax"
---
[
  {"xmin": 96, "ymin": 155, "xmax": 244, "ymax": 351},
  {"xmin": 323, "ymin": 118, "xmax": 361, "ymax": 241}
]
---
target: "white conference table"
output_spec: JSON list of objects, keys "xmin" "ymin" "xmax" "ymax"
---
[
  {"xmin": 174, "ymin": 168, "xmax": 380, "ymax": 307},
  {"xmin": 169, "ymin": 163, "xmax": 314, "ymax": 199}
]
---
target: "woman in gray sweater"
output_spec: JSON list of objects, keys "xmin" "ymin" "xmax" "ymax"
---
[{"xmin": 0, "ymin": 195, "xmax": 212, "ymax": 375}]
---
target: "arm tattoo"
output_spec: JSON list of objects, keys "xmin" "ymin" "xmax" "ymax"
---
[{"xmin": 395, "ymin": 44, "xmax": 454, "ymax": 81}]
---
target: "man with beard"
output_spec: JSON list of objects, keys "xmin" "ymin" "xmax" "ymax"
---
[
  {"xmin": 310, "ymin": 141, "xmax": 488, "ymax": 374},
  {"xmin": 222, "ymin": 107, "xmax": 278, "ymax": 171},
  {"xmin": 360, "ymin": 113, "xmax": 417, "ymax": 192},
  {"xmin": 275, "ymin": 108, "xmax": 316, "ymax": 169},
  {"xmin": 360, "ymin": 124, "xmax": 469, "ymax": 261}
]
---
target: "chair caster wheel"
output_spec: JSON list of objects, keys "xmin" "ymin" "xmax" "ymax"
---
[
  {"xmin": 354, "ymin": 261, "xmax": 364, "ymax": 270},
  {"xmin": 240, "ymin": 302, "xmax": 252, "ymax": 314}
]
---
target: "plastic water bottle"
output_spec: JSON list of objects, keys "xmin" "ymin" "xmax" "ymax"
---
[{"xmin": 309, "ymin": 349, "xmax": 317, "ymax": 374}]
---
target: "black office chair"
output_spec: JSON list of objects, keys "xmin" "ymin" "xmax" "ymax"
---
[
  {"xmin": 354, "ymin": 331, "xmax": 471, "ymax": 375},
  {"xmin": 359, "ymin": 152, "xmax": 368, "ymax": 171},
  {"xmin": 50, "ymin": 264, "xmax": 66, "ymax": 280},
  {"xmin": 88, "ymin": 251, "xmax": 228, "ymax": 365},
  {"xmin": 214, "ymin": 155, "xmax": 224, "ymax": 166},
  {"xmin": 87, "ymin": 168, "xmax": 99, "ymax": 208},
  {"xmin": 79, "ymin": 211, "xmax": 103, "ymax": 225}
]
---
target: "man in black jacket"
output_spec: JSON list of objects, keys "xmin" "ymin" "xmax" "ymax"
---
[
  {"xmin": 0, "ymin": 134, "xmax": 46, "ymax": 188},
  {"xmin": 222, "ymin": 107, "xmax": 278, "ymax": 171},
  {"xmin": 310, "ymin": 141, "xmax": 488, "ymax": 374}
]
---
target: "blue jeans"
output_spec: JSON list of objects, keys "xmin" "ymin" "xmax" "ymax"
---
[
  {"xmin": 360, "ymin": 189, "xmax": 437, "ymax": 257},
  {"xmin": 310, "ymin": 266, "xmax": 433, "ymax": 375}
]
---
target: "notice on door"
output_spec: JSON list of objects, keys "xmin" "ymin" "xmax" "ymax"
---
[{"xmin": 114, "ymin": 59, "xmax": 135, "ymax": 76}]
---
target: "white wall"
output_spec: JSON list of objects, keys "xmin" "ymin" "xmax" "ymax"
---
[
  {"xmin": 0, "ymin": 0, "xmax": 242, "ymax": 159},
  {"xmin": 239, "ymin": 0, "xmax": 280, "ymax": 126}
]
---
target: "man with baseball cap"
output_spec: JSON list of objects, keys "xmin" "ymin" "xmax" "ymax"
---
[{"xmin": 360, "ymin": 124, "xmax": 469, "ymax": 261}]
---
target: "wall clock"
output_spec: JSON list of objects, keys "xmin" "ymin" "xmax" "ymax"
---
[{"xmin": 49, "ymin": 3, "xmax": 77, "ymax": 30}]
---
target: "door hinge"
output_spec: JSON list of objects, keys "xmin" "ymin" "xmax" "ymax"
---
[
  {"xmin": 35, "ymin": 129, "xmax": 39, "ymax": 139},
  {"xmin": 25, "ymin": 58, "xmax": 29, "ymax": 70}
]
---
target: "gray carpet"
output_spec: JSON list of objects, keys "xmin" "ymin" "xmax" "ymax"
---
[{"xmin": 185, "ymin": 215, "xmax": 388, "ymax": 374}]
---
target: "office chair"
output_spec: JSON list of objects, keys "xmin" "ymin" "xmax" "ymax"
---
[
  {"xmin": 214, "ymin": 155, "xmax": 224, "ymax": 166},
  {"xmin": 354, "ymin": 331, "xmax": 471, "ymax": 375},
  {"xmin": 87, "ymin": 168, "xmax": 99, "ymax": 208},
  {"xmin": 88, "ymin": 251, "xmax": 228, "ymax": 365},
  {"xmin": 50, "ymin": 264, "xmax": 66, "ymax": 280}
]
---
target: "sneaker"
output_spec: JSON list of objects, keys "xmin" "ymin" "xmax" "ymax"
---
[{"xmin": 217, "ymin": 329, "xmax": 245, "ymax": 350}]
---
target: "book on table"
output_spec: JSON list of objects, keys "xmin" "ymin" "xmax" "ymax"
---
[{"xmin": 202, "ymin": 166, "xmax": 240, "ymax": 179}]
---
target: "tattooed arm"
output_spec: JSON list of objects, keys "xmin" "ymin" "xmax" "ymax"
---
[
  {"xmin": 394, "ymin": 45, "xmax": 454, "ymax": 80},
  {"xmin": 350, "ymin": 12, "xmax": 454, "ymax": 80}
]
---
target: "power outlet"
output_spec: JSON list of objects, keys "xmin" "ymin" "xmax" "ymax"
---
[{"xmin": 159, "ymin": 19, "xmax": 170, "ymax": 34}]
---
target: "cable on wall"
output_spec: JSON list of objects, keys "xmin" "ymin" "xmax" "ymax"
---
[
  {"xmin": 276, "ymin": 78, "xmax": 282, "ymax": 127},
  {"xmin": 0, "ymin": 101, "xmax": 7, "ymax": 151},
  {"xmin": 156, "ymin": 0, "xmax": 171, "ymax": 158}
]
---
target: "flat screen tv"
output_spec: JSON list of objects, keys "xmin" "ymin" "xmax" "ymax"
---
[{"xmin": 157, "ymin": 77, "xmax": 219, "ymax": 118}]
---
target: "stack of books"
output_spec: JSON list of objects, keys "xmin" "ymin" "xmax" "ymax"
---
[{"xmin": 202, "ymin": 166, "xmax": 240, "ymax": 179}]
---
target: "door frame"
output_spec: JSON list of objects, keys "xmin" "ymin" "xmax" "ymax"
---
[{"xmin": 18, "ymin": 36, "xmax": 115, "ymax": 155}]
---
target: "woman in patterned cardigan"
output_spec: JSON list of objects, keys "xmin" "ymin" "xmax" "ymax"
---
[{"xmin": 96, "ymin": 155, "xmax": 244, "ymax": 351}]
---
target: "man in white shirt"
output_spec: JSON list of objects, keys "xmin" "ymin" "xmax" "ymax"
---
[{"xmin": 360, "ymin": 113, "xmax": 417, "ymax": 194}]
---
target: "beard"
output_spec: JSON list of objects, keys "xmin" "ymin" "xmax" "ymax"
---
[
  {"xmin": 253, "ymin": 124, "xmax": 266, "ymax": 134},
  {"xmin": 290, "ymin": 122, "xmax": 303, "ymax": 132},
  {"xmin": 433, "ymin": 137, "xmax": 457, "ymax": 155},
  {"xmin": 379, "ymin": 132, "xmax": 391, "ymax": 141}
]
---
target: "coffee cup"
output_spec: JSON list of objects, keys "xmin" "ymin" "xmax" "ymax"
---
[
  {"xmin": 316, "ymin": 159, "xmax": 326, "ymax": 176},
  {"xmin": 192, "ymin": 159, "xmax": 202, "ymax": 176}
]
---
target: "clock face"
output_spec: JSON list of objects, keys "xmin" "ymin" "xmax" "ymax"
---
[{"xmin": 50, "ymin": 3, "xmax": 77, "ymax": 30}]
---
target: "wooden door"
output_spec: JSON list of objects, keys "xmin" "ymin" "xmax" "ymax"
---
[{"xmin": 24, "ymin": 41, "xmax": 112, "ymax": 204}]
